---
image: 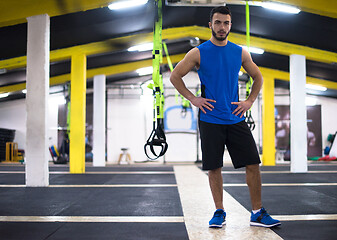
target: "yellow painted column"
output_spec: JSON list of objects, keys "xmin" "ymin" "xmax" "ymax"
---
[
  {"xmin": 70, "ymin": 53, "xmax": 87, "ymax": 173},
  {"xmin": 262, "ymin": 75, "xmax": 276, "ymax": 166}
]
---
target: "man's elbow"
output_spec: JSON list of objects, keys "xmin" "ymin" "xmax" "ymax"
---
[
  {"xmin": 258, "ymin": 75, "xmax": 263, "ymax": 86},
  {"xmin": 169, "ymin": 72, "xmax": 174, "ymax": 84},
  {"xmin": 253, "ymin": 72, "xmax": 263, "ymax": 85},
  {"xmin": 170, "ymin": 71, "xmax": 179, "ymax": 85}
]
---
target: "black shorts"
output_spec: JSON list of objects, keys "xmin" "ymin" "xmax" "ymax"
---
[{"xmin": 199, "ymin": 120, "xmax": 261, "ymax": 170}]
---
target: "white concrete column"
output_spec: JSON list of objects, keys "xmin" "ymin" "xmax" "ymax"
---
[
  {"xmin": 25, "ymin": 14, "xmax": 50, "ymax": 186},
  {"xmin": 93, "ymin": 75, "xmax": 106, "ymax": 166},
  {"xmin": 290, "ymin": 54, "xmax": 308, "ymax": 173}
]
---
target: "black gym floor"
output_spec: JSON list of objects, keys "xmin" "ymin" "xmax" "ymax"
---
[
  {"xmin": 222, "ymin": 164, "xmax": 337, "ymax": 240},
  {"xmin": 0, "ymin": 163, "xmax": 336, "ymax": 239}
]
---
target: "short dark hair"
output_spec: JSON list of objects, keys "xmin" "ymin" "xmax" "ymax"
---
[{"xmin": 210, "ymin": 6, "xmax": 232, "ymax": 22}]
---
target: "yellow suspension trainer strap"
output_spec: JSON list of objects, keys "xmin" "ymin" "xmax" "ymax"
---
[
  {"xmin": 245, "ymin": 1, "xmax": 255, "ymax": 131},
  {"xmin": 144, "ymin": 0, "xmax": 168, "ymax": 160}
]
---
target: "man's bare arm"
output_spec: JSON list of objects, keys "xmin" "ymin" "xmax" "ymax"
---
[
  {"xmin": 231, "ymin": 48, "xmax": 263, "ymax": 117},
  {"xmin": 242, "ymin": 48, "xmax": 263, "ymax": 103},
  {"xmin": 170, "ymin": 48, "xmax": 216, "ymax": 114}
]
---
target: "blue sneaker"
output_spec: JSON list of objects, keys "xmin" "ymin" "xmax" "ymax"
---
[
  {"xmin": 209, "ymin": 209, "xmax": 226, "ymax": 228},
  {"xmin": 250, "ymin": 208, "xmax": 281, "ymax": 228}
]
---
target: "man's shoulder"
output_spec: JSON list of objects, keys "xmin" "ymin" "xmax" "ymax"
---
[
  {"xmin": 228, "ymin": 41, "xmax": 242, "ymax": 49},
  {"xmin": 197, "ymin": 40, "xmax": 211, "ymax": 50},
  {"xmin": 183, "ymin": 47, "xmax": 200, "ymax": 65},
  {"xmin": 187, "ymin": 47, "xmax": 200, "ymax": 57}
]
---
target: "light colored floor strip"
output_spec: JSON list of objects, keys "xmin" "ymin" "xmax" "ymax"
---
[
  {"xmin": 0, "ymin": 216, "xmax": 184, "ymax": 223},
  {"xmin": 222, "ymin": 171, "xmax": 337, "ymax": 174},
  {"xmin": 308, "ymin": 163, "xmax": 337, "ymax": 166},
  {"xmin": 1, "ymin": 170, "xmax": 336, "ymax": 174},
  {"xmin": 273, "ymin": 214, "xmax": 337, "ymax": 221},
  {"xmin": 1, "ymin": 169, "xmax": 337, "ymax": 174},
  {"xmin": 174, "ymin": 165, "xmax": 283, "ymax": 240},
  {"xmin": 223, "ymin": 183, "xmax": 337, "ymax": 187},
  {"xmin": 2, "ymin": 183, "xmax": 335, "ymax": 188},
  {"xmin": 0, "ymin": 171, "xmax": 174, "ymax": 174},
  {"xmin": 0, "ymin": 184, "xmax": 177, "ymax": 188},
  {"xmin": 49, "ymin": 184, "xmax": 177, "ymax": 187}
]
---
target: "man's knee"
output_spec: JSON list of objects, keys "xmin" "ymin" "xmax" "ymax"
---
[
  {"xmin": 246, "ymin": 164, "xmax": 260, "ymax": 172},
  {"xmin": 209, "ymin": 167, "xmax": 222, "ymax": 174}
]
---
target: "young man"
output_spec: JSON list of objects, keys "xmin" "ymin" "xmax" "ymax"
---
[{"xmin": 170, "ymin": 6, "xmax": 280, "ymax": 228}]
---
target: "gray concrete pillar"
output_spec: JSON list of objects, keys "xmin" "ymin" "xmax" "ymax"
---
[
  {"xmin": 290, "ymin": 54, "xmax": 308, "ymax": 173},
  {"xmin": 93, "ymin": 74, "xmax": 106, "ymax": 166},
  {"xmin": 25, "ymin": 14, "xmax": 50, "ymax": 186}
]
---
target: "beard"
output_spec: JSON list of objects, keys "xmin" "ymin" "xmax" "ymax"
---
[{"xmin": 211, "ymin": 28, "xmax": 229, "ymax": 42}]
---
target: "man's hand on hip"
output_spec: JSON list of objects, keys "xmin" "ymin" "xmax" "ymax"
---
[
  {"xmin": 191, "ymin": 96, "xmax": 216, "ymax": 114},
  {"xmin": 231, "ymin": 100, "xmax": 253, "ymax": 118}
]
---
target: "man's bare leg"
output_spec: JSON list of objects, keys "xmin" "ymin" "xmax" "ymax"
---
[
  {"xmin": 246, "ymin": 164, "xmax": 262, "ymax": 210},
  {"xmin": 208, "ymin": 167, "xmax": 224, "ymax": 210}
]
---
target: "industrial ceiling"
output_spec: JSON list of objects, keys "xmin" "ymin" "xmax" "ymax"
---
[{"xmin": 0, "ymin": 0, "xmax": 336, "ymax": 101}]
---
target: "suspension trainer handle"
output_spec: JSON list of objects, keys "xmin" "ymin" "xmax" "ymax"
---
[
  {"xmin": 144, "ymin": 119, "xmax": 168, "ymax": 160},
  {"xmin": 245, "ymin": 110, "xmax": 256, "ymax": 131},
  {"xmin": 144, "ymin": 0, "xmax": 168, "ymax": 160}
]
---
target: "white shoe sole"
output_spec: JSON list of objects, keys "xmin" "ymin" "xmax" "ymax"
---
[
  {"xmin": 250, "ymin": 221, "xmax": 281, "ymax": 228},
  {"xmin": 209, "ymin": 221, "xmax": 226, "ymax": 228}
]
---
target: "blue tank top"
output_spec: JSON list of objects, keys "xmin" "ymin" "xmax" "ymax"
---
[{"xmin": 197, "ymin": 40, "xmax": 244, "ymax": 124}]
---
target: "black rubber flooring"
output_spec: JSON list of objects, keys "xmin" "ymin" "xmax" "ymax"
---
[
  {"xmin": 221, "ymin": 164, "xmax": 337, "ymax": 172},
  {"xmin": 0, "ymin": 165, "xmax": 175, "ymax": 172},
  {"xmin": 224, "ymin": 186, "xmax": 337, "ymax": 215},
  {"xmin": 220, "ymin": 164, "xmax": 337, "ymax": 240},
  {"xmin": 272, "ymin": 221, "xmax": 337, "ymax": 240},
  {"xmin": 0, "ymin": 164, "xmax": 189, "ymax": 240},
  {"xmin": 222, "ymin": 173, "xmax": 337, "ymax": 183},
  {"xmin": 0, "ymin": 222, "xmax": 189, "ymax": 240},
  {"xmin": 0, "ymin": 187, "xmax": 182, "ymax": 216},
  {"xmin": 0, "ymin": 173, "xmax": 176, "ymax": 185},
  {"xmin": 1, "ymin": 163, "xmax": 337, "ymax": 239}
]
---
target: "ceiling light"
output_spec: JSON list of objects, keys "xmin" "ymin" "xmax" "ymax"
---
[
  {"xmin": 49, "ymin": 96, "xmax": 66, "ymax": 106},
  {"xmin": 305, "ymin": 96, "xmax": 317, "ymax": 106},
  {"xmin": 306, "ymin": 84, "xmax": 327, "ymax": 92},
  {"xmin": 0, "ymin": 92, "xmax": 9, "ymax": 98},
  {"xmin": 136, "ymin": 66, "xmax": 153, "ymax": 76},
  {"xmin": 241, "ymin": 45, "xmax": 264, "ymax": 54},
  {"xmin": 262, "ymin": 2, "xmax": 300, "ymax": 14},
  {"xmin": 128, "ymin": 42, "xmax": 153, "ymax": 52},
  {"xmin": 165, "ymin": 0, "xmax": 226, "ymax": 7},
  {"xmin": 108, "ymin": 0, "xmax": 148, "ymax": 10},
  {"xmin": 190, "ymin": 37, "xmax": 200, "ymax": 47}
]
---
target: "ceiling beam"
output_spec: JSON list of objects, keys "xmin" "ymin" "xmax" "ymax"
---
[
  {"xmin": 0, "ymin": 0, "xmax": 336, "ymax": 29},
  {"xmin": 190, "ymin": 26, "xmax": 337, "ymax": 64},
  {"xmin": 0, "ymin": 26, "xmax": 189, "ymax": 70},
  {"xmin": 167, "ymin": 0, "xmax": 337, "ymax": 19},
  {"xmin": 0, "ymin": 0, "xmax": 116, "ymax": 28},
  {"xmin": 1, "ymin": 53, "xmax": 336, "ymax": 95},
  {"xmin": 1, "ymin": 26, "xmax": 336, "ymax": 72},
  {"xmin": 274, "ymin": 0, "xmax": 337, "ymax": 19},
  {"xmin": 251, "ymin": 67, "xmax": 337, "ymax": 91}
]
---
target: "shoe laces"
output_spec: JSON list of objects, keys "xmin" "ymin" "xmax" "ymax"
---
[
  {"xmin": 260, "ymin": 209, "xmax": 270, "ymax": 219},
  {"xmin": 214, "ymin": 210, "xmax": 224, "ymax": 217}
]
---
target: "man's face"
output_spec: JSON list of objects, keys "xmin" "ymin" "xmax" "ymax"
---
[{"xmin": 209, "ymin": 13, "xmax": 232, "ymax": 41}]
